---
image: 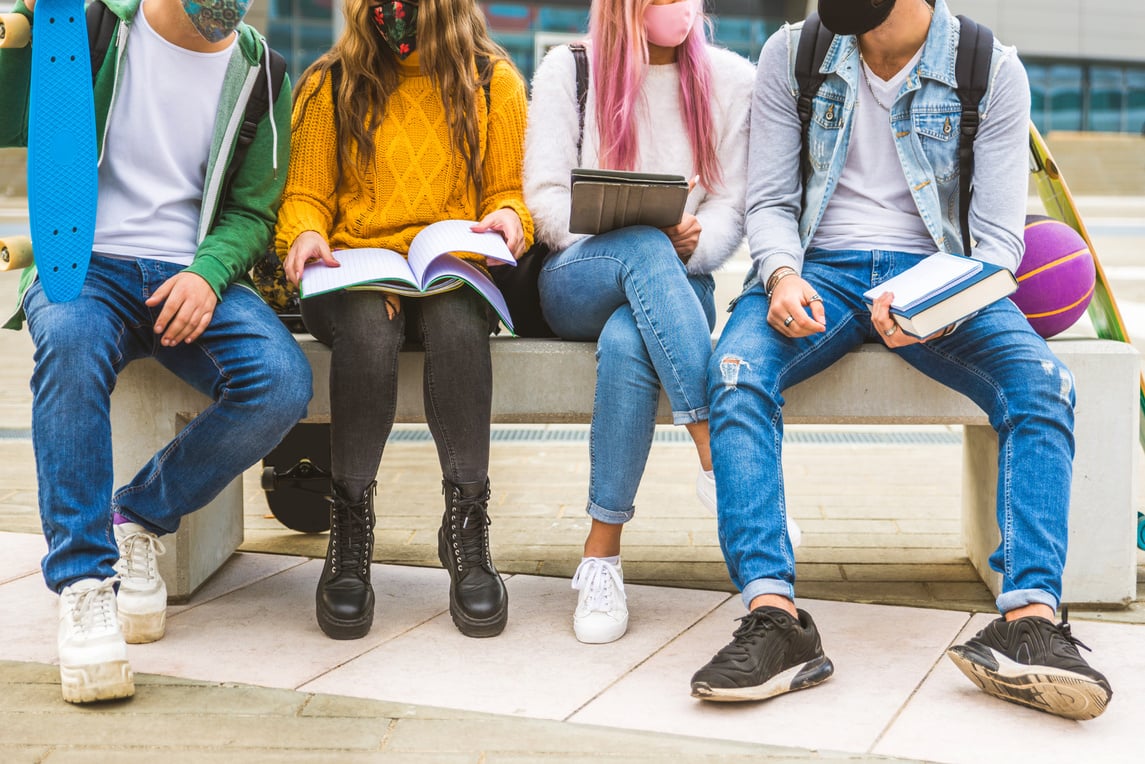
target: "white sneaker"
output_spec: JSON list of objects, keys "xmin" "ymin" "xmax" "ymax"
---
[
  {"xmin": 58, "ymin": 578, "xmax": 134, "ymax": 703},
  {"xmin": 571, "ymin": 557, "xmax": 628, "ymax": 644},
  {"xmin": 114, "ymin": 522, "xmax": 168, "ymax": 643},
  {"xmin": 696, "ymin": 470, "xmax": 803, "ymax": 548}
]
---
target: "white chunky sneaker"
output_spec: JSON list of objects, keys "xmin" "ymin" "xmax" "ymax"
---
[
  {"xmin": 114, "ymin": 522, "xmax": 168, "ymax": 643},
  {"xmin": 571, "ymin": 557, "xmax": 628, "ymax": 644},
  {"xmin": 58, "ymin": 578, "xmax": 134, "ymax": 703},
  {"xmin": 696, "ymin": 470, "xmax": 803, "ymax": 548}
]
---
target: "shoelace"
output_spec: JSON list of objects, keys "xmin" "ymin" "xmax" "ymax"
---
[
  {"xmin": 330, "ymin": 502, "xmax": 374, "ymax": 575},
  {"xmin": 68, "ymin": 579, "xmax": 120, "ymax": 636},
  {"xmin": 119, "ymin": 530, "xmax": 165, "ymax": 580},
  {"xmin": 571, "ymin": 558, "xmax": 625, "ymax": 611},
  {"xmin": 454, "ymin": 500, "xmax": 492, "ymax": 565},
  {"xmin": 714, "ymin": 609, "xmax": 790, "ymax": 661},
  {"xmin": 1056, "ymin": 605, "xmax": 1092, "ymax": 653}
]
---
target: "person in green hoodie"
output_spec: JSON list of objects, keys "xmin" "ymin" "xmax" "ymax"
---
[{"xmin": 0, "ymin": 0, "xmax": 311, "ymax": 704}]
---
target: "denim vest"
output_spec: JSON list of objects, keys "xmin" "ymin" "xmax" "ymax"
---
[{"xmin": 789, "ymin": 0, "xmax": 1008, "ymax": 256}]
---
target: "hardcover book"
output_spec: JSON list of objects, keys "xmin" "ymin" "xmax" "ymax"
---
[
  {"xmin": 568, "ymin": 168, "xmax": 689, "ymax": 235},
  {"xmin": 299, "ymin": 220, "xmax": 517, "ymax": 331},
  {"xmin": 863, "ymin": 252, "xmax": 1018, "ymax": 339}
]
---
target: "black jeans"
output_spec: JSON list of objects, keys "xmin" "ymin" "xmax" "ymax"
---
[{"xmin": 301, "ymin": 287, "xmax": 494, "ymax": 497}]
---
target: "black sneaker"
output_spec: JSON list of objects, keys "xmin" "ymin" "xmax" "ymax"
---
[
  {"xmin": 690, "ymin": 607, "xmax": 834, "ymax": 702},
  {"xmin": 946, "ymin": 611, "xmax": 1112, "ymax": 720}
]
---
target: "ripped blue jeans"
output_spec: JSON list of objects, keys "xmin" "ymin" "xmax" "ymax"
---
[{"xmin": 708, "ymin": 249, "xmax": 1075, "ymax": 613}]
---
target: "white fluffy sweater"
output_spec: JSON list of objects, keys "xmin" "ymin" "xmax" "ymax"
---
[{"xmin": 523, "ymin": 44, "xmax": 754, "ymax": 275}]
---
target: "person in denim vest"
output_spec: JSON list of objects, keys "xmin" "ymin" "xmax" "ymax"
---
[
  {"xmin": 690, "ymin": 0, "xmax": 1112, "ymax": 720},
  {"xmin": 525, "ymin": 0, "xmax": 755, "ymax": 644}
]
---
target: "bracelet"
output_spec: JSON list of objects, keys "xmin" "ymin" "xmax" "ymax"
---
[{"xmin": 766, "ymin": 269, "xmax": 798, "ymax": 298}]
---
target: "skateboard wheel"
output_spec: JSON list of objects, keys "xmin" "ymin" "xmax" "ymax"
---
[
  {"xmin": 0, "ymin": 235, "xmax": 34, "ymax": 271},
  {"xmin": 1137, "ymin": 512, "xmax": 1145, "ymax": 552},
  {"xmin": 261, "ymin": 465, "xmax": 277, "ymax": 492},
  {"xmin": 0, "ymin": 13, "xmax": 31, "ymax": 49}
]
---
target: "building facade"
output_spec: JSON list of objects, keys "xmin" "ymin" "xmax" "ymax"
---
[{"xmin": 260, "ymin": 0, "xmax": 1145, "ymax": 135}]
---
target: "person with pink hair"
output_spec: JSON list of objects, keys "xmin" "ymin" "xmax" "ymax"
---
[{"xmin": 524, "ymin": 0, "xmax": 754, "ymax": 644}]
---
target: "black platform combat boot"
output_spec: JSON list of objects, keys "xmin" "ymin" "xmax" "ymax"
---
[
  {"xmin": 316, "ymin": 482, "xmax": 376, "ymax": 639},
  {"xmin": 438, "ymin": 479, "xmax": 508, "ymax": 637}
]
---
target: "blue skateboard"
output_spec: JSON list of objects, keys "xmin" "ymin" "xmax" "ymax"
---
[{"xmin": 26, "ymin": 0, "xmax": 98, "ymax": 303}]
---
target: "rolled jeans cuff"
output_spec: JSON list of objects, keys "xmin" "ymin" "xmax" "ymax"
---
[
  {"xmin": 672, "ymin": 405, "xmax": 709, "ymax": 426},
  {"xmin": 996, "ymin": 587, "xmax": 1059, "ymax": 615},
  {"xmin": 587, "ymin": 499, "xmax": 634, "ymax": 525},
  {"xmin": 740, "ymin": 577, "xmax": 795, "ymax": 610}
]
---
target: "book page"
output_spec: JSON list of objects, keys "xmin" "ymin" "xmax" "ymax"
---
[
  {"xmin": 407, "ymin": 220, "xmax": 516, "ymax": 284},
  {"xmin": 862, "ymin": 253, "xmax": 983, "ymax": 310},
  {"xmin": 299, "ymin": 248, "xmax": 415, "ymax": 298},
  {"xmin": 420, "ymin": 255, "xmax": 514, "ymax": 333}
]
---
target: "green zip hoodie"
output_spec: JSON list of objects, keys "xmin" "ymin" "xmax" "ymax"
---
[{"xmin": 0, "ymin": 0, "xmax": 292, "ymax": 329}]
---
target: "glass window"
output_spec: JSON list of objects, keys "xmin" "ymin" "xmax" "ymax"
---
[
  {"xmin": 1088, "ymin": 66, "xmax": 1126, "ymax": 132},
  {"xmin": 1127, "ymin": 68, "xmax": 1145, "ymax": 136},
  {"xmin": 1046, "ymin": 64, "xmax": 1083, "ymax": 132}
]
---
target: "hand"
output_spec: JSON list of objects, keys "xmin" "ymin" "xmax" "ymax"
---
[
  {"xmin": 768, "ymin": 274, "xmax": 826, "ymax": 337},
  {"xmin": 472, "ymin": 208, "xmax": 526, "ymax": 260},
  {"xmin": 661, "ymin": 213, "xmax": 702, "ymax": 261},
  {"xmin": 869, "ymin": 292, "xmax": 945, "ymax": 347},
  {"xmin": 146, "ymin": 272, "xmax": 218, "ymax": 347},
  {"xmin": 284, "ymin": 230, "xmax": 338, "ymax": 286}
]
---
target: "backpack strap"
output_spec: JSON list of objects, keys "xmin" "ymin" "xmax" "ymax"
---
[
  {"xmin": 954, "ymin": 15, "xmax": 994, "ymax": 256},
  {"xmin": 220, "ymin": 45, "xmax": 287, "ymax": 200},
  {"xmin": 568, "ymin": 42, "xmax": 589, "ymax": 164},
  {"xmin": 86, "ymin": 1, "xmax": 119, "ymax": 85},
  {"xmin": 213, "ymin": 44, "xmax": 286, "ymax": 228},
  {"xmin": 793, "ymin": 14, "xmax": 833, "ymax": 200}
]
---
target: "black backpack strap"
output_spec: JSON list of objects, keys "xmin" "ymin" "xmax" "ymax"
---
[
  {"xmin": 793, "ymin": 14, "xmax": 833, "ymax": 200},
  {"xmin": 86, "ymin": 1, "xmax": 119, "ymax": 84},
  {"xmin": 218, "ymin": 44, "xmax": 287, "ymax": 218},
  {"xmin": 954, "ymin": 15, "xmax": 994, "ymax": 255},
  {"xmin": 568, "ymin": 42, "xmax": 589, "ymax": 164}
]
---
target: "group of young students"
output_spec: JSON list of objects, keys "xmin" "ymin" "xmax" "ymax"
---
[{"xmin": 0, "ymin": 0, "xmax": 1113, "ymax": 721}]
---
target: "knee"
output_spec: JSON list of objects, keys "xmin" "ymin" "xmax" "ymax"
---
[
  {"xmin": 235, "ymin": 341, "xmax": 312, "ymax": 420},
  {"xmin": 1009, "ymin": 358, "xmax": 1075, "ymax": 421}
]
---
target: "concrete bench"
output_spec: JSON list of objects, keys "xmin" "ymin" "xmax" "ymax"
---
[{"xmin": 110, "ymin": 336, "xmax": 1140, "ymax": 606}]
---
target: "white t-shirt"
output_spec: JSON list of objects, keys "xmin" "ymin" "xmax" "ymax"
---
[
  {"xmin": 92, "ymin": 0, "xmax": 235, "ymax": 264},
  {"xmin": 811, "ymin": 46, "xmax": 935, "ymax": 255}
]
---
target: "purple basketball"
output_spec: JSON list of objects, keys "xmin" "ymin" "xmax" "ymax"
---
[{"xmin": 1014, "ymin": 215, "xmax": 1096, "ymax": 338}]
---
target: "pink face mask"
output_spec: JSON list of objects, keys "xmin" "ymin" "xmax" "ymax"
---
[{"xmin": 643, "ymin": 0, "xmax": 698, "ymax": 48}]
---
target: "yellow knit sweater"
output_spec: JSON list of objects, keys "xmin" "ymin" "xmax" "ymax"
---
[{"xmin": 275, "ymin": 53, "xmax": 533, "ymax": 263}]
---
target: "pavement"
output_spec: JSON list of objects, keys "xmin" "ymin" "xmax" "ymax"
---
[{"xmin": 1, "ymin": 196, "xmax": 1144, "ymax": 762}]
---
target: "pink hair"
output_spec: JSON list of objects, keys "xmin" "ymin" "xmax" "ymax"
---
[{"xmin": 588, "ymin": 0, "xmax": 722, "ymax": 191}]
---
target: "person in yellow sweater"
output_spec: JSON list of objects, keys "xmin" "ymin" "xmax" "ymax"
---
[{"xmin": 275, "ymin": 0, "xmax": 532, "ymax": 641}]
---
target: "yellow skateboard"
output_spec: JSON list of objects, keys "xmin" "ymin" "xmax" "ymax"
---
[
  {"xmin": 1029, "ymin": 124, "xmax": 1145, "ymax": 550},
  {"xmin": 1028, "ymin": 123, "xmax": 1145, "ymax": 445}
]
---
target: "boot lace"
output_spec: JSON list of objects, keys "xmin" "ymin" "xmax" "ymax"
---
[
  {"xmin": 448, "ymin": 487, "xmax": 492, "ymax": 573},
  {"xmin": 571, "ymin": 558, "xmax": 625, "ymax": 612},
  {"xmin": 328, "ymin": 486, "xmax": 375, "ymax": 576}
]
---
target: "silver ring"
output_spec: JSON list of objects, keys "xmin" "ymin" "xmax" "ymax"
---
[
  {"xmin": 808, "ymin": 294, "xmax": 822, "ymax": 302},
  {"xmin": 884, "ymin": 324, "xmax": 898, "ymax": 337},
  {"xmin": 783, "ymin": 315, "xmax": 795, "ymax": 327}
]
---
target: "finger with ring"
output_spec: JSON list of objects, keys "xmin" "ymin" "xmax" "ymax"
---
[
  {"xmin": 884, "ymin": 324, "xmax": 898, "ymax": 336},
  {"xmin": 809, "ymin": 294, "xmax": 822, "ymax": 302},
  {"xmin": 783, "ymin": 315, "xmax": 795, "ymax": 327}
]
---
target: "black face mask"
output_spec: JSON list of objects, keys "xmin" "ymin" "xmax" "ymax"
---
[{"xmin": 817, "ymin": 0, "xmax": 897, "ymax": 36}]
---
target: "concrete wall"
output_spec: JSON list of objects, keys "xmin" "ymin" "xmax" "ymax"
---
[{"xmin": 950, "ymin": 0, "xmax": 1145, "ymax": 63}]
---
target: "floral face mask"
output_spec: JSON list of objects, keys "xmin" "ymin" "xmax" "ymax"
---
[{"xmin": 371, "ymin": 1, "xmax": 419, "ymax": 59}]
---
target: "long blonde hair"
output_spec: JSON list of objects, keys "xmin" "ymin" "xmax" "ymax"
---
[{"xmin": 294, "ymin": 0, "xmax": 515, "ymax": 199}]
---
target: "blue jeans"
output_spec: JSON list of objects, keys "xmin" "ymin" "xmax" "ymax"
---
[
  {"xmin": 540, "ymin": 227, "xmax": 716, "ymax": 523},
  {"xmin": 24, "ymin": 255, "xmax": 312, "ymax": 592},
  {"xmin": 709, "ymin": 249, "xmax": 1074, "ymax": 613}
]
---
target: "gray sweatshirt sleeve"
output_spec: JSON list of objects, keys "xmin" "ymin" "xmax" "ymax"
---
[
  {"xmin": 745, "ymin": 28, "xmax": 806, "ymax": 287},
  {"xmin": 966, "ymin": 47, "xmax": 1031, "ymax": 273}
]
